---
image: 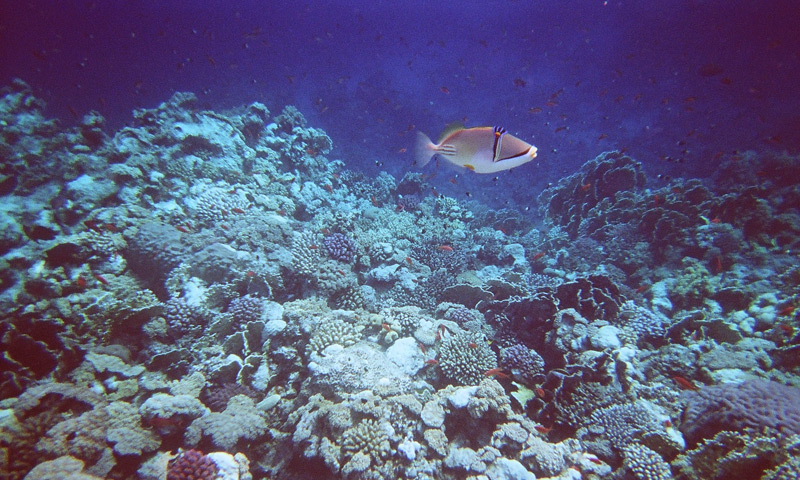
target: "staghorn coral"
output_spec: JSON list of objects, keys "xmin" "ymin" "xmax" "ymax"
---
[{"xmin": 438, "ymin": 331, "xmax": 497, "ymax": 386}]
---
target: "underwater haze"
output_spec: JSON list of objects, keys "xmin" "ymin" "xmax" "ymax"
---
[{"xmin": 1, "ymin": 1, "xmax": 800, "ymax": 480}]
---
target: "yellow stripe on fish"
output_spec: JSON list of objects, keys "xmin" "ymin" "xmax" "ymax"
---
[{"xmin": 414, "ymin": 125, "xmax": 537, "ymax": 174}]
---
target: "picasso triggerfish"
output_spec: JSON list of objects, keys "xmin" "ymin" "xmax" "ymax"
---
[{"xmin": 415, "ymin": 124, "xmax": 538, "ymax": 174}]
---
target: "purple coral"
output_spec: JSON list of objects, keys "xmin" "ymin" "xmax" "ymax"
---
[
  {"xmin": 499, "ymin": 344, "xmax": 546, "ymax": 385},
  {"xmin": 397, "ymin": 193, "xmax": 421, "ymax": 211},
  {"xmin": 228, "ymin": 294, "xmax": 264, "ymax": 329},
  {"xmin": 680, "ymin": 379, "xmax": 800, "ymax": 445},
  {"xmin": 323, "ymin": 232, "xmax": 357, "ymax": 263},
  {"xmin": 447, "ymin": 307, "xmax": 475, "ymax": 325},
  {"xmin": 163, "ymin": 298, "xmax": 207, "ymax": 339},
  {"xmin": 167, "ymin": 449, "xmax": 218, "ymax": 480}
]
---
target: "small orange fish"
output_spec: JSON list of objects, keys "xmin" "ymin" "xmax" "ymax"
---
[
  {"xmin": 534, "ymin": 425, "xmax": 552, "ymax": 434},
  {"xmin": 382, "ymin": 323, "xmax": 392, "ymax": 332},
  {"xmin": 231, "ymin": 207, "xmax": 246, "ymax": 214},
  {"xmin": 93, "ymin": 272, "xmax": 109, "ymax": 285},
  {"xmin": 337, "ymin": 269, "xmax": 346, "ymax": 276},
  {"xmin": 532, "ymin": 252, "xmax": 545, "ymax": 261},
  {"xmin": 405, "ymin": 256, "xmax": 413, "ymax": 266},
  {"xmin": 711, "ymin": 217, "xmax": 721, "ymax": 223},
  {"xmin": 635, "ymin": 284, "xmax": 651, "ymax": 294},
  {"xmin": 246, "ymin": 270, "xmax": 256, "ymax": 277},
  {"xmin": 397, "ymin": 147, "xmax": 407, "ymax": 153},
  {"xmin": 714, "ymin": 255, "xmax": 723, "ymax": 273},
  {"xmin": 176, "ymin": 225, "xmax": 190, "ymax": 233},
  {"xmin": 535, "ymin": 387, "xmax": 546, "ymax": 398},
  {"xmin": 778, "ymin": 305, "xmax": 796, "ymax": 316},
  {"xmin": 76, "ymin": 275, "xmax": 87, "ymax": 288},
  {"xmin": 580, "ymin": 182, "xmax": 591, "ymax": 191},
  {"xmin": 468, "ymin": 342, "xmax": 478, "ymax": 349},
  {"xmin": 778, "ymin": 324, "xmax": 794, "ymax": 335},
  {"xmin": 425, "ymin": 358, "xmax": 439, "ymax": 365},
  {"xmin": 437, "ymin": 245, "xmax": 454, "ymax": 251},
  {"xmin": 418, "ymin": 342, "xmax": 427, "ymax": 353},
  {"xmin": 324, "ymin": 184, "xmax": 333, "ymax": 193},
  {"xmin": 483, "ymin": 368, "xmax": 509, "ymax": 379},
  {"xmin": 528, "ymin": 107, "xmax": 542, "ymax": 114},
  {"xmin": 597, "ymin": 133, "xmax": 607, "ymax": 140},
  {"xmin": 308, "ymin": 244, "xmax": 319, "ymax": 249},
  {"xmin": 371, "ymin": 196, "xmax": 380, "ymax": 207},
  {"xmin": 673, "ymin": 375, "xmax": 698, "ymax": 391},
  {"xmin": 663, "ymin": 419, "xmax": 673, "ymax": 428},
  {"xmin": 440, "ymin": 86, "xmax": 450, "ymax": 94}
]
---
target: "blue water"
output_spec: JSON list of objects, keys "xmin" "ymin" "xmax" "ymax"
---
[{"xmin": 2, "ymin": 0, "xmax": 799, "ymax": 206}]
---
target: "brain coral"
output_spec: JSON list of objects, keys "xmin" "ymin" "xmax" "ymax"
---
[
  {"xmin": 680, "ymin": 379, "xmax": 800, "ymax": 445},
  {"xmin": 439, "ymin": 331, "xmax": 498, "ymax": 386}
]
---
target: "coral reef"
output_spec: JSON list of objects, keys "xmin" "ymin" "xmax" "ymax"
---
[{"xmin": 2, "ymin": 80, "xmax": 799, "ymax": 480}]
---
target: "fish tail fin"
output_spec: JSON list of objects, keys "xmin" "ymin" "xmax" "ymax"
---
[{"xmin": 414, "ymin": 131, "xmax": 435, "ymax": 168}]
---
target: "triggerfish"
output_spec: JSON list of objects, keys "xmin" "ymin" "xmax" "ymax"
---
[{"xmin": 415, "ymin": 123, "xmax": 538, "ymax": 174}]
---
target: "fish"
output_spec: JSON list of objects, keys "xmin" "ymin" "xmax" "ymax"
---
[
  {"xmin": 484, "ymin": 368, "xmax": 509, "ymax": 379},
  {"xmin": 415, "ymin": 124, "xmax": 538, "ymax": 174},
  {"xmin": 672, "ymin": 375, "xmax": 698, "ymax": 391}
]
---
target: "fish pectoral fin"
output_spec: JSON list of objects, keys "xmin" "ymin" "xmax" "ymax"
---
[{"xmin": 436, "ymin": 144, "xmax": 458, "ymax": 156}]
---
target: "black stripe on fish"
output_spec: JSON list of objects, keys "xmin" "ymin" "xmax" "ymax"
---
[
  {"xmin": 499, "ymin": 147, "xmax": 533, "ymax": 162},
  {"xmin": 492, "ymin": 126, "xmax": 507, "ymax": 162}
]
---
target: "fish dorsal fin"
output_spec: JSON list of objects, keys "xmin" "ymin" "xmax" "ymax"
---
[{"xmin": 438, "ymin": 122, "xmax": 466, "ymax": 143}]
